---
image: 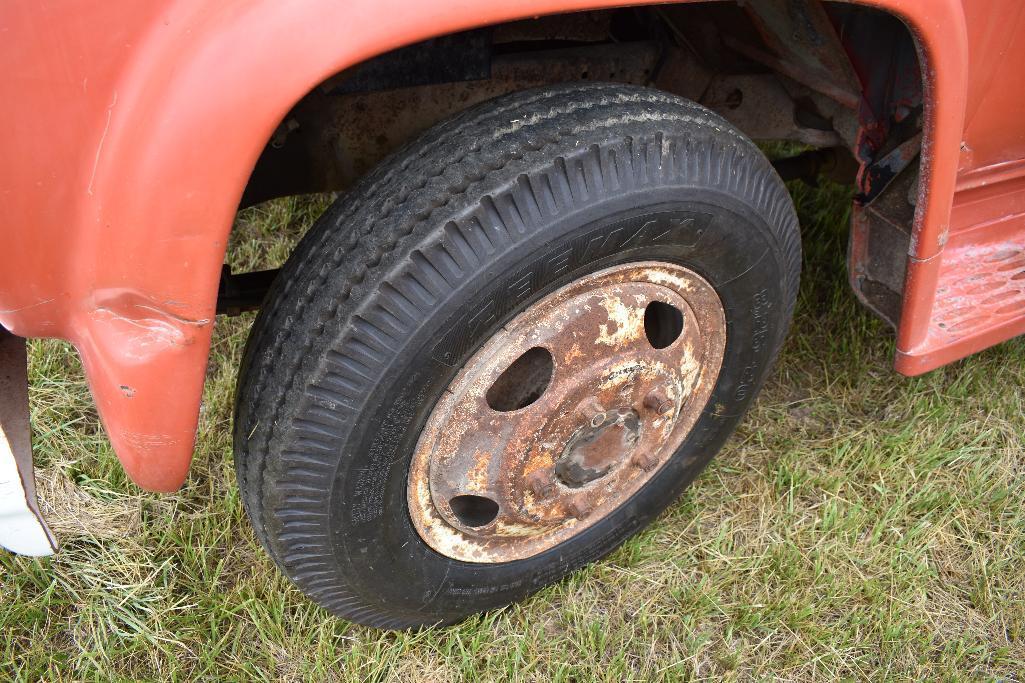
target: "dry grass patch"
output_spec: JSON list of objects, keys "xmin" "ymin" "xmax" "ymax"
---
[{"xmin": 2, "ymin": 181, "xmax": 1023, "ymax": 681}]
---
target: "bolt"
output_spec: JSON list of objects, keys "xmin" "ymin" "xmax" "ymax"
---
[
  {"xmin": 576, "ymin": 396, "xmax": 606, "ymax": 428},
  {"xmin": 643, "ymin": 390, "xmax": 674, "ymax": 416},
  {"xmin": 525, "ymin": 470, "xmax": 555, "ymax": 499},
  {"xmin": 631, "ymin": 451, "xmax": 659, "ymax": 472},
  {"xmin": 567, "ymin": 499, "xmax": 592, "ymax": 520}
]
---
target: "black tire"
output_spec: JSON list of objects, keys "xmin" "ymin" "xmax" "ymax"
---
[{"xmin": 234, "ymin": 83, "xmax": 800, "ymax": 629}]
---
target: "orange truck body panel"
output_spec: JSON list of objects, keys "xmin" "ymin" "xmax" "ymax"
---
[{"xmin": 0, "ymin": 0, "xmax": 1019, "ymax": 491}]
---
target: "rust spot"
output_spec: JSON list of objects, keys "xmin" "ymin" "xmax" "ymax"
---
[
  {"xmin": 407, "ymin": 262, "xmax": 726, "ymax": 562},
  {"xmin": 555, "ymin": 409, "xmax": 640, "ymax": 487}
]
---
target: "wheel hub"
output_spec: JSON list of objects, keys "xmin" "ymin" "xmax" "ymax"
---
[
  {"xmin": 408, "ymin": 262, "xmax": 726, "ymax": 562},
  {"xmin": 555, "ymin": 407, "xmax": 639, "ymax": 488}
]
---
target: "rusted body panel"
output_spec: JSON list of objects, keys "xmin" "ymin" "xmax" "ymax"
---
[{"xmin": 0, "ymin": 0, "xmax": 1013, "ymax": 491}]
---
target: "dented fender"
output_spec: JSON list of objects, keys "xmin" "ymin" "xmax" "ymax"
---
[{"xmin": 0, "ymin": 0, "xmax": 970, "ymax": 491}]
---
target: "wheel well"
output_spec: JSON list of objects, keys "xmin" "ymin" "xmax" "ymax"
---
[{"xmin": 232, "ymin": 1, "xmax": 924, "ymax": 327}]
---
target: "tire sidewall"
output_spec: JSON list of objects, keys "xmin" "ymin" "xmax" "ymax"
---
[{"xmin": 326, "ymin": 185, "xmax": 788, "ymax": 622}]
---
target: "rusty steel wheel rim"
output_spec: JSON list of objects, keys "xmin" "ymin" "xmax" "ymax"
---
[{"xmin": 407, "ymin": 261, "xmax": 727, "ymax": 563}]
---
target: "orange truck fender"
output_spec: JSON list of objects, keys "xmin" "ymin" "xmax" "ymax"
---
[{"xmin": 0, "ymin": 0, "xmax": 997, "ymax": 500}]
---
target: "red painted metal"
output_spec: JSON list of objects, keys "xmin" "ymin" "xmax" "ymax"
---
[
  {"xmin": 0, "ymin": 0, "xmax": 1008, "ymax": 490},
  {"xmin": 892, "ymin": 0, "xmax": 1025, "ymax": 374}
]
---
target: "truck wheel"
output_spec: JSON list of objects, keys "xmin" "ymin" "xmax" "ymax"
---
[{"xmin": 234, "ymin": 83, "xmax": 800, "ymax": 628}]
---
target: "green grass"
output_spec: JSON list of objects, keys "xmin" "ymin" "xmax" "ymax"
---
[{"xmin": 3, "ymin": 182, "xmax": 1023, "ymax": 681}]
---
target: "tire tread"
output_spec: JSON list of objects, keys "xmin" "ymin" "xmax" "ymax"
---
[{"xmin": 234, "ymin": 83, "xmax": 800, "ymax": 627}]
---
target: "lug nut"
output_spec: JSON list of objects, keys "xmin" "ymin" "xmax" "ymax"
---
[
  {"xmin": 576, "ymin": 396, "xmax": 606, "ymax": 428},
  {"xmin": 643, "ymin": 390, "xmax": 674, "ymax": 416},
  {"xmin": 525, "ymin": 470, "xmax": 555, "ymax": 499},
  {"xmin": 631, "ymin": 451, "xmax": 659, "ymax": 471},
  {"xmin": 567, "ymin": 499, "xmax": 592, "ymax": 520}
]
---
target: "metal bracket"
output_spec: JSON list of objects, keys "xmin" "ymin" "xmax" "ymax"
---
[
  {"xmin": 0, "ymin": 328, "xmax": 56, "ymax": 556},
  {"xmin": 216, "ymin": 265, "xmax": 280, "ymax": 316}
]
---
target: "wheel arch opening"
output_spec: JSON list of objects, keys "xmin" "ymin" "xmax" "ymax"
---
[{"xmin": 226, "ymin": 1, "xmax": 927, "ymax": 331}]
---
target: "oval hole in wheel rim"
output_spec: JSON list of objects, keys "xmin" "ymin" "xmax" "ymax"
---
[
  {"xmin": 485, "ymin": 346, "xmax": 554, "ymax": 411},
  {"xmin": 448, "ymin": 495, "xmax": 500, "ymax": 527},
  {"xmin": 643, "ymin": 301, "xmax": 684, "ymax": 349}
]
